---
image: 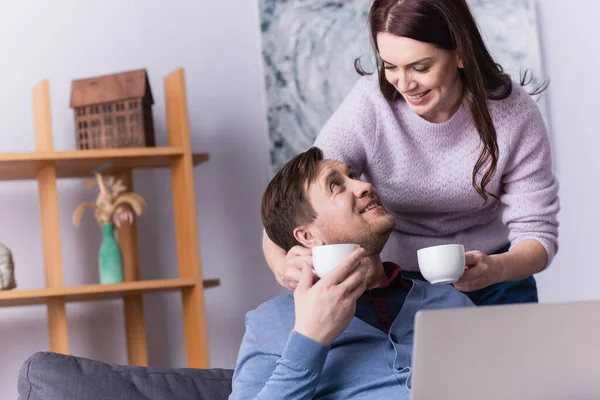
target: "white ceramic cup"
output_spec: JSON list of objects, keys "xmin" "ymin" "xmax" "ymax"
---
[
  {"xmin": 312, "ymin": 243, "xmax": 360, "ymax": 278},
  {"xmin": 417, "ymin": 244, "xmax": 466, "ymax": 285}
]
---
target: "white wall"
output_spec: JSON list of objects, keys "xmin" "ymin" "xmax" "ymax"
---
[
  {"xmin": 0, "ymin": 0, "xmax": 285, "ymax": 397},
  {"xmin": 0, "ymin": 0, "xmax": 598, "ymax": 397},
  {"xmin": 533, "ymin": 0, "xmax": 600, "ymax": 303}
]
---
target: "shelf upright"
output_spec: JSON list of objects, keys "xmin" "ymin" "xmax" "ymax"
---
[
  {"xmin": 165, "ymin": 69, "xmax": 210, "ymax": 368},
  {"xmin": 33, "ymin": 80, "xmax": 69, "ymax": 355}
]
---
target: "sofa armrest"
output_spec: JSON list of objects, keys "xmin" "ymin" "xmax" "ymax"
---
[{"xmin": 18, "ymin": 351, "xmax": 233, "ymax": 400}]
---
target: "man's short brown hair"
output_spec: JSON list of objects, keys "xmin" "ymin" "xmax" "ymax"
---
[{"xmin": 261, "ymin": 147, "xmax": 324, "ymax": 251}]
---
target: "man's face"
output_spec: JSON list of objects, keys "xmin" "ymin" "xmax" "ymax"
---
[{"xmin": 300, "ymin": 160, "xmax": 395, "ymax": 255}]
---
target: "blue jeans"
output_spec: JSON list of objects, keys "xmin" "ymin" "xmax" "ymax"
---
[{"xmin": 403, "ymin": 244, "xmax": 538, "ymax": 306}]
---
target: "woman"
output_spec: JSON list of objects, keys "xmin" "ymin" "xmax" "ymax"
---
[{"xmin": 263, "ymin": 0, "xmax": 559, "ymax": 305}]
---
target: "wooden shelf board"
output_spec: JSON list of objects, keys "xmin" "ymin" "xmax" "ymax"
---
[
  {"xmin": 0, "ymin": 147, "xmax": 209, "ymax": 180},
  {"xmin": 192, "ymin": 153, "xmax": 209, "ymax": 165},
  {"xmin": 202, "ymin": 279, "xmax": 220, "ymax": 289},
  {"xmin": 0, "ymin": 278, "xmax": 219, "ymax": 307}
]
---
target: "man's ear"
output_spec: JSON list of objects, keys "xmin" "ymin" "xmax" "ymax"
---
[{"xmin": 293, "ymin": 225, "xmax": 324, "ymax": 248}]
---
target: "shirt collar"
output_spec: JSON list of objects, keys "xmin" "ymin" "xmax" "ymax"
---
[{"xmin": 369, "ymin": 262, "xmax": 412, "ymax": 294}]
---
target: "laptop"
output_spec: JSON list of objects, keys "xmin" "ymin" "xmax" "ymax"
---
[{"xmin": 410, "ymin": 300, "xmax": 600, "ymax": 400}]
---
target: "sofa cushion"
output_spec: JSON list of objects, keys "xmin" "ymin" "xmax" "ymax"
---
[{"xmin": 18, "ymin": 351, "xmax": 233, "ymax": 400}]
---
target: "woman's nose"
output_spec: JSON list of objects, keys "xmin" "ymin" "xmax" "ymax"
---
[{"xmin": 396, "ymin": 71, "xmax": 416, "ymax": 93}]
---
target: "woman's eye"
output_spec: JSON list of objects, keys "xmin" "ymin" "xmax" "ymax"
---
[
  {"xmin": 413, "ymin": 66, "xmax": 430, "ymax": 73},
  {"xmin": 383, "ymin": 63, "xmax": 397, "ymax": 70},
  {"xmin": 330, "ymin": 182, "xmax": 340, "ymax": 191}
]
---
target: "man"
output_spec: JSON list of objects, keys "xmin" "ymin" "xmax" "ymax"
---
[{"xmin": 230, "ymin": 147, "xmax": 473, "ymax": 400}]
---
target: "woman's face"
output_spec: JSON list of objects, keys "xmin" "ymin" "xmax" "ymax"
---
[{"xmin": 376, "ymin": 32, "xmax": 464, "ymax": 123}]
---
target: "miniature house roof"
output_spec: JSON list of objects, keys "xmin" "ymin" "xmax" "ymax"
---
[{"xmin": 70, "ymin": 69, "xmax": 154, "ymax": 108}]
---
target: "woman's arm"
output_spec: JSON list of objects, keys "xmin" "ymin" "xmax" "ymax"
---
[
  {"xmin": 491, "ymin": 239, "xmax": 547, "ymax": 282},
  {"xmin": 500, "ymin": 87, "xmax": 560, "ymax": 269},
  {"xmin": 455, "ymin": 87, "xmax": 559, "ymax": 292},
  {"xmin": 263, "ymin": 233, "xmax": 289, "ymax": 284}
]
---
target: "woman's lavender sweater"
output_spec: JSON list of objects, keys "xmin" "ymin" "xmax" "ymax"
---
[{"xmin": 314, "ymin": 75, "xmax": 559, "ymax": 271}]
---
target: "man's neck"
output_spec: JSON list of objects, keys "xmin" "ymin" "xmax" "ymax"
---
[{"xmin": 365, "ymin": 254, "xmax": 389, "ymax": 290}]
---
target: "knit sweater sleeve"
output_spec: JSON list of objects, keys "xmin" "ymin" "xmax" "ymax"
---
[
  {"xmin": 500, "ymin": 88, "xmax": 560, "ymax": 268},
  {"xmin": 229, "ymin": 316, "xmax": 329, "ymax": 400},
  {"xmin": 313, "ymin": 76, "xmax": 379, "ymax": 175}
]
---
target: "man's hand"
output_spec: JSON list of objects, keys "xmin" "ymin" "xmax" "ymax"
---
[
  {"xmin": 453, "ymin": 250, "xmax": 503, "ymax": 292},
  {"xmin": 293, "ymin": 247, "xmax": 368, "ymax": 346}
]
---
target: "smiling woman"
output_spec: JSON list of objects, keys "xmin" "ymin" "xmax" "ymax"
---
[
  {"xmin": 263, "ymin": 0, "xmax": 559, "ymax": 307},
  {"xmin": 356, "ymin": 0, "xmax": 526, "ymax": 208},
  {"xmin": 376, "ymin": 34, "xmax": 463, "ymax": 123}
]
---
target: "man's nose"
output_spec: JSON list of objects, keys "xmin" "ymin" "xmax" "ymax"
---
[{"xmin": 353, "ymin": 180, "xmax": 373, "ymax": 198}]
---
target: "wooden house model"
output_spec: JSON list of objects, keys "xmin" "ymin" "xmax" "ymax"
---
[{"xmin": 70, "ymin": 69, "xmax": 156, "ymax": 150}]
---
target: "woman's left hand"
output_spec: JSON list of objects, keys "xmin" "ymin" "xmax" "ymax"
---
[{"xmin": 453, "ymin": 251, "xmax": 503, "ymax": 292}]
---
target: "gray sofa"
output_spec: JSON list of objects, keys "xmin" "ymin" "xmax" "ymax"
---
[{"xmin": 17, "ymin": 352, "xmax": 234, "ymax": 400}]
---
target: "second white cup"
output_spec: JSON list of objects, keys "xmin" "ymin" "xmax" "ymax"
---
[
  {"xmin": 312, "ymin": 243, "xmax": 360, "ymax": 278},
  {"xmin": 417, "ymin": 244, "xmax": 466, "ymax": 285}
]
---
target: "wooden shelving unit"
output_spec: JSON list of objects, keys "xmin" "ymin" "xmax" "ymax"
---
[{"xmin": 0, "ymin": 68, "xmax": 216, "ymax": 368}]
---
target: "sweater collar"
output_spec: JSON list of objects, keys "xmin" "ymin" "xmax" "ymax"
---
[{"xmin": 397, "ymin": 98, "xmax": 469, "ymax": 135}]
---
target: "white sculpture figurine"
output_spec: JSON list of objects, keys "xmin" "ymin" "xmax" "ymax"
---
[{"xmin": 0, "ymin": 242, "xmax": 16, "ymax": 290}]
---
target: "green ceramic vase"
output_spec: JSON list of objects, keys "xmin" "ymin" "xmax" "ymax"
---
[{"xmin": 98, "ymin": 223, "xmax": 124, "ymax": 284}]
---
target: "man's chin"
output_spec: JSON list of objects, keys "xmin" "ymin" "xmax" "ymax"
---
[
  {"xmin": 377, "ymin": 215, "xmax": 396, "ymax": 235},
  {"xmin": 325, "ymin": 216, "xmax": 394, "ymax": 255},
  {"xmin": 361, "ymin": 229, "xmax": 393, "ymax": 256}
]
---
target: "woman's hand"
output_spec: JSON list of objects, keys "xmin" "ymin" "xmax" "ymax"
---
[
  {"xmin": 453, "ymin": 251, "xmax": 503, "ymax": 292},
  {"xmin": 274, "ymin": 245, "xmax": 316, "ymax": 291}
]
